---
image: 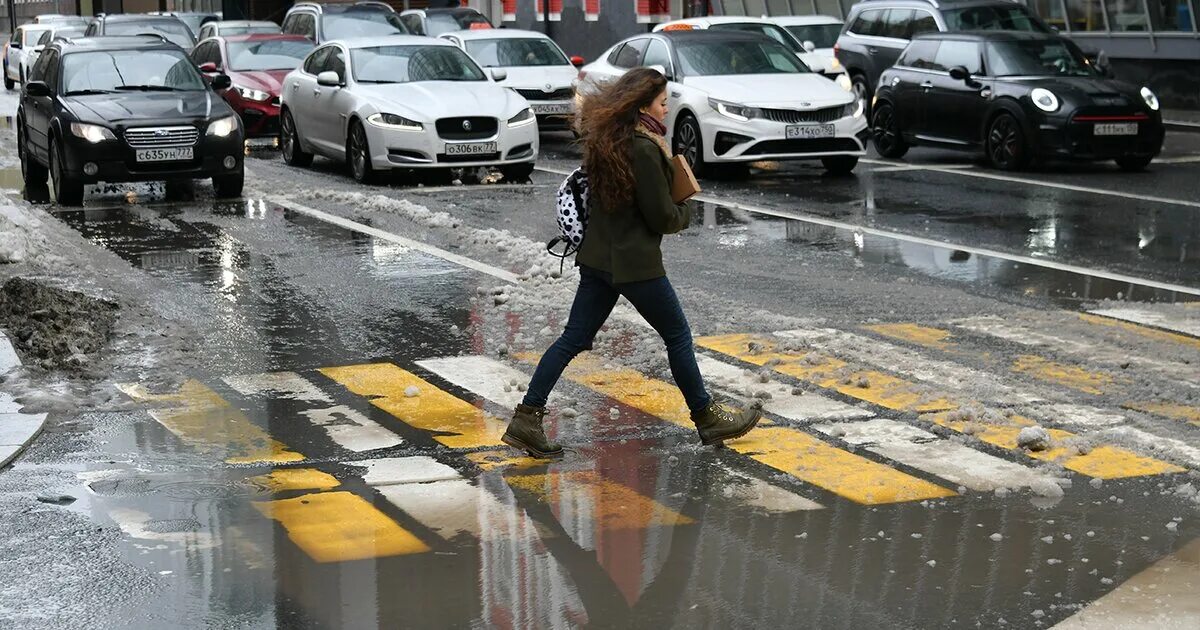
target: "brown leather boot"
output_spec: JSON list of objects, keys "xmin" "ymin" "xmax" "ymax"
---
[
  {"xmin": 691, "ymin": 401, "xmax": 762, "ymax": 446},
  {"xmin": 501, "ymin": 404, "xmax": 564, "ymax": 459}
]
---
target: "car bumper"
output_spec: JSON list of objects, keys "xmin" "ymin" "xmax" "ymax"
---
[
  {"xmin": 528, "ymin": 99, "xmax": 575, "ymax": 130},
  {"xmin": 235, "ymin": 101, "xmax": 282, "ymax": 138},
  {"xmin": 60, "ymin": 132, "xmax": 245, "ymax": 183},
  {"xmin": 698, "ymin": 110, "xmax": 869, "ymax": 163},
  {"xmin": 1034, "ymin": 114, "xmax": 1164, "ymax": 161},
  {"xmin": 364, "ymin": 118, "xmax": 540, "ymax": 170}
]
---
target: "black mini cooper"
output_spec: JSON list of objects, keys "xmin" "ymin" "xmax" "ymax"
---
[
  {"xmin": 870, "ymin": 31, "xmax": 1164, "ymax": 171},
  {"xmin": 17, "ymin": 35, "xmax": 245, "ymax": 205}
]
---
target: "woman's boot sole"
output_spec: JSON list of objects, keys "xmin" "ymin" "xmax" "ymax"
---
[
  {"xmin": 700, "ymin": 413, "xmax": 763, "ymax": 447},
  {"xmin": 502, "ymin": 433, "xmax": 564, "ymax": 459}
]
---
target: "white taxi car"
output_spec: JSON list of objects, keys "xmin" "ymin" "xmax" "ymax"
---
[
  {"xmin": 441, "ymin": 28, "xmax": 580, "ymax": 131},
  {"xmin": 4, "ymin": 23, "xmax": 53, "ymax": 89},
  {"xmin": 280, "ymin": 36, "xmax": 538, "ymax": 183},
  {"xmin": 577, "ymin": 30, "xmax": 866, "ymax": 175},
  {"xmin": 767, "ymin": 15, "xmax": 845, "ymax": 76}
]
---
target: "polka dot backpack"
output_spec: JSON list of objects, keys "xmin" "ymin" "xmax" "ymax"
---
[{"xmin": 546, "ymin": 167, "xmax": 589, "ymax": 272}]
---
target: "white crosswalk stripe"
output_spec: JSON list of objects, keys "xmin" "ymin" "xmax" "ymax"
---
[
  {"xmin": 416, "ymin": 355, "xmax": 563, "ymax": 410},
  {"xmin": 1087, "ymin": 307, "xmax": 1200, "ymax": 338},
  {"xmin": 695, "ymin": 354, "xmax": 872, "ymax": 422}
]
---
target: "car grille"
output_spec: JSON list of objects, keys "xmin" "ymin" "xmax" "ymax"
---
[
  {"xmin": 515, "ymin": 87, "xmax": 573, "ymax": 101},
  {"xmin": 435, "ymin": 117, "xmax": 498, "ymax": 140},
  {"xmin": 760, "ymin": 106, "xmax": 844, "ymax": 125},
  {"xmin": 124, "ymin": 126, "xmax": 199, "ymax": 148}
]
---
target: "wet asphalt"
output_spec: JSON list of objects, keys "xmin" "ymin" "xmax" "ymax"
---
[{"xmin": 0, "ymin": 101, "xmax": 1198, "ymax": 629}]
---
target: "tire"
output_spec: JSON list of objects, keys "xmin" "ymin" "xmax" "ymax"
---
[
  {"xmin": 985, "ymin": 113, "xmax": 1030, "ymax": 171},
  {"xmin": 50, "ymin": 140, "xmax": 84, "ymax": 206},
  {"xmin": 673, "ymin": 113, "xmax": 706, "ymax": 177},
  {"xmin": 821, "ymin": 155, "xmax": 859, "ymax": 175},
  {"xmin": 18, "ymin": 120, "xmax": 47, "ymax": 187},
  {"xmin": 280, "ymin": 109, "xmax": 312, "ymax": 167},
  {"xmin": 870, "ymin": 102, "xmax": 908, "ymax": 159},
  {"xmin": 1115, "ymin": 155, "xmax": 1153, "ymax": 172},
  {"xmin": 4, "ymin": 75, "xmax": 13, "ymax": 91},
  {"xmin": 500, "ymin": 162, "xmax": 535, "ymax": 182},
  {"xmin": 163, "ymin": 178, "xmax": 195, "ymax": 201},
  {"xmin": 347, "ymin": 120, "xmax": 378, "ymax": 184},
  {"xmin": 851, "ymin": 73, "xmax": 871, "ymax": 118},
  {"xmin": 213, "ymin": 169, "xmax": 244, "ymax": 199}
]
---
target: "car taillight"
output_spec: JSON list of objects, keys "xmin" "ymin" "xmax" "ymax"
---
[{"xmin": 833, "ymin": 43, "xmax": 839, "ymax": 56}]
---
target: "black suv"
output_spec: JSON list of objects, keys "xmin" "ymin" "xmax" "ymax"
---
[
  {"xmin": 281, "ymin": 1, "xmax": 407, "ymax": 44},
  {"xmin": 84, "ymin": 14, "xmax": 198, "ymax": 50},
  {"xmin": 17, "ymin": 36, "xmax": 245, "ymax": 205},
  {"xmin": 871, "ymin": 31, "xmax": 1163, "ymax": 171},
  {"xmin": 835, "ymin": 0, "xmax": 1051, "ymax": 110}
]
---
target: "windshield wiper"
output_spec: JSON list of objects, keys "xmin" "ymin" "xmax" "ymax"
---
[
  {"xmin": 356, "ymin": 79, "xmax": 398, "ymax": 84},
  {"xmin": 64, "ymin": 89, "xmax": 115, "ymax": 96},
  {"xmin": 114, "ymin": 85, "xmax": 184, "ymax": 92}
]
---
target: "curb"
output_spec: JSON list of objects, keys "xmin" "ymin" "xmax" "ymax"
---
[
  {"xmin": 1165, "ymin": 120, "xmax": 1200, "ymax": 134},
  {"xmin": 0, "ymin": 330, "xmax": 47, "ymax": 470}
]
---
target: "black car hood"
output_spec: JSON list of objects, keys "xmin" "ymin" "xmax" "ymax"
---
[
  {"xmin": 66, "ymin": 91, "xmax": 228, "ymax": 125},
  {"xmin": 1001, "ymin": 75, "xmax": 1138, "ymax": 100}
]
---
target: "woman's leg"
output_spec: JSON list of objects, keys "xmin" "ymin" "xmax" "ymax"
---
[
  {"xmin": 522, "ymin": 270, "xmax": 620, "ymax": 408},
  {"xmin": 617, "ymin": 275, "xmax": 712, "ymax": 412}
]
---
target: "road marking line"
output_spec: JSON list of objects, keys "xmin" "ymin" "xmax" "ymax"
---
[
  {"xmin": 506, "ymin": 470, "xmax": 694, "ymax": 531},
  {"xmin": 925, "ymin": 411, "xmax": 1185, "ymax": 479},
  {"xmin": 1019, "ymin": 404, "xmax": 1129, "ymax": 430},
  {"xmin": 416, "ymin": 355, "xmax": 561, "ymax": 411},
  {"xmin": 1093, "ymin": 425, "xmax": 1200, "ymax": 470},
  {"xmin": 467, "ymin": 449, "xmax": 547, "ymax": 472},
  {"xmin": 117, "ymin": 380, "xmax": 304, "ymax": 464},
  {"xmin": 1082, "ymin": 310, "xmax": 1200, "ymax": 345},
  {"xmin": 864, "ymin": 323, "xmax": 953, "ymax": 350},
  {"xmin": 694, "ymin": 354, "xmax": 873, "ymax": 422},
  {"xmin": 343, "ymin": 456, "xmax": 462, "ymax": 486},
  {"xmin": 715, "ymin": 463, "xmax": 825, "ymax": 512},
  {"xmin": 811, "ymin": 418, "xmax": 1054, "ymax": 491},
  {"xmin": 697, "ymin": 333, "xmax": 955, "ymax": 412},
  {"xmin": 1122, "ymin": 402, "xmax": 1200, "ymax": 427},
  {"xmin": 248, "ymin": 468, "xmax": 341, "ymax": 492},
  {"xmin": 224, "ymin": 371, "xmax": 404, "ymax": 452},
  {"xmin": 1011, "ymin": 355, "xmax": 1115, "ymax": 395},
  {"xmin": 108, "ymin": 507, "xmax": 216, "ymax": 548},
  {"xmin": 377, "ymin": 479, "xmax": 511, "ymax": 541},
  {"xmin": 319, "ymin": 362, "xmax": 504, "ymax": 449},
  {"xmin": 535, "ymin": 168, "xmax": 1200, "ymax": 297},
  {"xmin": 252, "ymin": 490, "xmax": 431, "ymax": 562}
]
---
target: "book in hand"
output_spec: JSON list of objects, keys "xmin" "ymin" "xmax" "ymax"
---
[{"xmin": 670, "ymin": 154, "xmax": 701, "ymax": 203}]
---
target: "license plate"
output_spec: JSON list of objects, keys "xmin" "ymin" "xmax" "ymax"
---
[
  {"xmin": 445, "ymin": 142, "xmax": 497, "ymax": 156},
  {"xmin": 785, "ymin": 124, "xmax": 835, "ymax": 140},
  {"xmin": 1094, "ymin": 123, "xmax": 1138, "ymax": 136},
  {"xmin": 135, "ymin": 147, "xmax": 193, "ymax": 162},
  {"xmin": 531, "ymin": 103, "xmax": 572, "ymax": 115}
]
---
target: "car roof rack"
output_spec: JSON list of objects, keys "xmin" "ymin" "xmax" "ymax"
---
[
  {"xmin": 290, "ymin": 2, "xmax": 324, "ymax": 13},
  {"xmin": 354, "ymin": 1, "xmax": 395, "ymax": 10}
]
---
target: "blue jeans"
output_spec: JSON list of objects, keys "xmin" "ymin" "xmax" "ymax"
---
[{"xmin": 522, "ymin": 267, "xmax": 712, "ymax": 412}]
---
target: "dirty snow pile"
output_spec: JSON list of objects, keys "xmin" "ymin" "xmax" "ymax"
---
[
  {"xmin": 0, "ymin": 202, "xmax": 49, "ymax": 264},
  {"xmin": 0, "ymin": 278, "xmax": 118, "ymax": 372}
]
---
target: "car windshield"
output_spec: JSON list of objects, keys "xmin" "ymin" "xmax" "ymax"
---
[
  {"xmin": 427, "ymin": 12, "xmax": 490, "ymax": 37},
  {"xmin": 322, "ymin": 13, "xmax": 407, "ymax": 39},
  {"xmin": 61, "ymin": 49, "xmax": 206, "ymax": 94},
  {"xmin": 352, "ymin": 45, "xmax": 485, "ymax": 83},
  {"xmin": 708, "ymin": 23, "xmax": 803, "ymax": 54},
  {"xmin": 676, "ymin": 39, "xmax": 810, "ymax": 76},
  {"xmin": 107, "ymin": 20, "xmax": 196, "ymax": 48},
  {"xmin": 987, "ymin": 39, "xmax": 1094, "ymax": 77},
  {"xmin": 223, "ymin": 25, "xmax": 280, "ymax": 36},
  {"xmin": 43, "ymin": 28, "xmax": 84, "ymax": 45},
  {"xmin": 464, "ymin": 38, "xmax": 567, "ymax": 67},
  {"xmin": 227, "ymin": 39, "xmax": 313, "ymax": 71},
  {"xmin": 943, "ymin": 5, "xmax": 1050, "ymax": 32},
  {"xmin": 783, "ymin": 24, "xmax": 841, "ymax": 49},
  {"xmin": 23, "ymin": 27, "xmax": 52, "ymax": 46}
]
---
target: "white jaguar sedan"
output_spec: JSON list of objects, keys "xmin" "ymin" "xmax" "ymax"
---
[
  {"xmin": 577, "ymin": 30, "xmax": 867, "ymax": 175},
  {"xmin": 280, "ymin": 35, "xmax": 538, "ymax": 183}
]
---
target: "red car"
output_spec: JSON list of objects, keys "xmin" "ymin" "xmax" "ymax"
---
[{"xmin": 191, "ymin": 34, "xmax": 314, "ymax": 138}]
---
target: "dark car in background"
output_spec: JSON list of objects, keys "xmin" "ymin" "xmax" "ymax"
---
[
  {"xmin": 281, "ymin": 1, "xmax": 407, "ymax": 44},
  {"xmin": 870, "ymin": 31, "xmax": 1163, "ymax": 171},
  {"xmin": 148, "ymin": 11, "xmax": 220, "ymax": 37},
  {"xmin": 192, "ymin": 34, "xmax": 314, "ymax": 138},
  {"xmin": 197, "ymin": 20, "xmax": 282, "ymax": 41},
  {"xmin": 17, "ymin": 36, "xmax": 245, "ymax": 205},
  {"xmin": 85, "ymin": 14, "xmax": 198, "ymax": 51},
  {"xmin": 835, "ymin": 0, "xmax": 1051, "ymax": 112}
]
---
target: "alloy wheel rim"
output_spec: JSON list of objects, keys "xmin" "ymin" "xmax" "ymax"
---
[
  {"xmin": 873, "ymin": 107, "xmax": 895, "ymax": 152},
  {"xmin": 990, "ymin": 118, "xmax": 1017, "ymax": 167},
  {"xmin": 18, "ymin": 127, "xmax": 26, "ymax": 179},
  {"xmin": 351, "ymin": 127, "xmax": 366, "ymax": 179},
  {"xmin": 282, "ymin": 115, "xmax": 295, "ymax": 161},
  {"xmin": 51, "ymin": 146, "xmax": 62, "ymax": 199},
  {"xmin": 678, "ymin": 122, "xmax": 698, "ymax": 167}
]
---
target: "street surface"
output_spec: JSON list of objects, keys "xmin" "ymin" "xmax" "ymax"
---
[{"xmin": 1, "ymin": 90, "xmax": 1199, "ymax": 629}]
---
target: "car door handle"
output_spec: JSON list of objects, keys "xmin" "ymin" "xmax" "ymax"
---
[
  {"xmin": 313, "ymin": 89, "xmax": 321, "ymax": 96},
  {"xmin": 980, "ymin": 88, "xmax": 993, "ymax": 98},
  {"xmin": 290, "ymin": 82, "xmax": 298, "ymax": 91},
  {"xmin": 920, "ymin": 81, "xmax": 933, "ymax": 89},
  {"xmin": 867, "ymin": 47, "xmax": 879, "ymax": 54}
]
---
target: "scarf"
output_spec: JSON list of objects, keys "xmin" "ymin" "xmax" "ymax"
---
[{"xmin": 638, "ymin": 112, "xmax": 667, "ymax": 137}]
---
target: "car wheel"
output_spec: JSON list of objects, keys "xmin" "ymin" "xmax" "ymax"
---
[
  {"xmin": 50, "ymin": 140, "xmax": 84, "ymax": 206},
  {"xmin": 18, "ymin": 121, "xmax": 47, "ymax": 186},
  {"xmin": 347, "ymin": 120, "xmax": 377, "ymax": 184},
  {"xmin": 280, "ymin": 109, "xmax": 312, "ymax": 167},
  {"xmin": 870, "ymin": 102, "xmax": 908, "ymax": 159},
  {"xmin": 821, "ymin": 155, "xmax": 859, "ymax": 175},
  {"xmin": 212, "ymin": 169, "xmax": 244, "ymax": 199},
  {"xmin": 3, "ymin": 75, "xmax": 13, "ymax": 91},
  {"xmin": 164, "ymin": 178, "xmax": 195, "ymax": 201},
  {"xmin": 500, "ymin": 162, "xmax": 535, "ymax": 182},
  {"xmin": 851, "ymin": 74, "xmax": 871, "ymax": 118},
  {"xmin": 673, "ymin": 113, "xmax": 706, "ymax": 177},
  {"xmin": 986, "ymin": 113, "xmax": 1029, "ymax": 171},
  {"xmin": 1115, "ymin": 155, "xmax": 1153, "ymax": 172}
]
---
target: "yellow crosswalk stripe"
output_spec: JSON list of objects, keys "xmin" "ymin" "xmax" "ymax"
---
[
  {"xmin": 1079, "ymin": 313, "xmax": 1200, "ymax": 351},
  {"xmin": 864, "ymin": 323, "xmax": 954, "ymax": 350},
  {"xmin": 466, "ymin": 449, "xmax": 547, "ymax": 472},
  {"xmin": 1123, "ymin": 402, "xmax": 1200, "ymax": 428},
  {"xmin": 252, "ymin": 491, "xmax": 430, "ymax": 563},
  {"xmin": 697, "ymin": 333, "xmax": 955, "ymax": 412},
  {"xmin": 248, "ymin": 468, "xmax": 341, "ymax": 492},
  {"xmin": 926, "ymin": 412, "xmax": 1185, "ymax": 479},
  {"xmin": 506, "ymin": 470, "xmax": 693, "ymax": 530},
  {"xmin": 529, "ymin": 351, "xmax": 955, "ymax": 505},
  {"xmin": 117, "ymin": 380, "xmax": 303, "ymax": 464},
  {"xmin": 319, "ymin": 362, "xmax": 504, "ymax": 449},
  {"xmin": 1011, "ymin": 355, "xmax": 1115, "ymax": 395}
]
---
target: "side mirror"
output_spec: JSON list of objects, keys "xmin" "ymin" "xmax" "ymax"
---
[
  {"xmin": 316, "ymin": 70, "xmax": 342, "ymax": 87},
  {"xmin": 210, "ymin": 73, "xmax": 232, "ymax": 90},
  {"xmin": 490, "ymin": 68, "xmax": 508, "ymax": 82},
  {"xmin": 1095, "ymin": 50, "xmax": 1114, "ymax": 77},
  {"xmin": 570, "ymin": 55, "xmax": 585, "ymax": 67},
  {"xmin": 803, "ymin": 40, "xmax": 816, "ymax": 53},
  {"xmin": 948, "ymin": 66, "xmax": 970, "ymax": 81},
  {"xmin": 198, "ymin": 61, "xmax": 218, "ymax": 73},
  {"xmin": 9, "ymin": 41, "xmax": 20, "ymax": 50},
  {"xmin": 24, "ymin": 80, "xmax": 50, "ymax": 97}
]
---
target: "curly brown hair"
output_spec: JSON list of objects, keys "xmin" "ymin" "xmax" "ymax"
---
[{"xmin": 577, "ymin": 68, "xmax": 668, "ymax": 210}]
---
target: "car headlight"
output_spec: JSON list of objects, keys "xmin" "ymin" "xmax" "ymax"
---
[
  {"xmin": 708, "ymin": 98, "xmax": 760, "ymax": 122},
  {"xmin": 70, "ymin": 122, "xmax": 115, "ymax": 144},
  {"xmin": 844, "ymin": 99, "xmax": 864, "ymax": 119},
  {"xmin": 836, "ymin": 73, "xmax": 853, "ymax": 92},
  {"xmin": 1030, "ymin": 88, "xmax": 1059, "ymax": 113},
  {"xmin": 206, "ymin": 115, "xmax": 238, "ymax": 137},
  {"xmin": 234, "ymin": 85, "xmax": 271, "ymax": 102},
  {"xmin": 507, "ymin": 107, "xmax": 535, "ymax": 128},
  {"xmin": 368, "ymin": 112, "xmax": 424, "ymax": 131},
  {"xmin": 1139, "ymin": 86, "xmax": 1159, "ymax": 111}
]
